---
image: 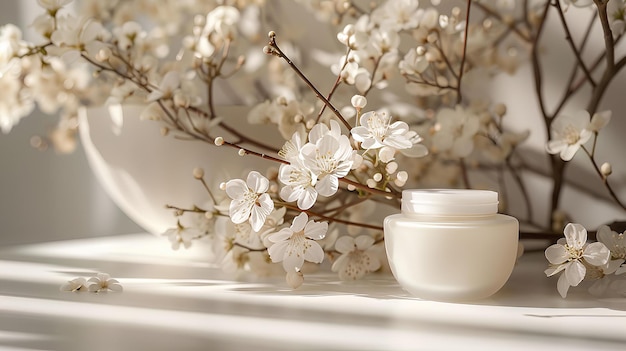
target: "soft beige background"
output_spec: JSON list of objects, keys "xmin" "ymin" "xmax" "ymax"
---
[{"xmin": 0, "ymin": 1, "xmax": 141, "ymax": 245}]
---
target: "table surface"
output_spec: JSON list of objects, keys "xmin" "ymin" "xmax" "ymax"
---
[{"xmin": 1, "ymin": 233, "xmax": 625, "ymax": 351}]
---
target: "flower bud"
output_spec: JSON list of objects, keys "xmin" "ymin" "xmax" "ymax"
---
[
  {"xmin": 351, "ymin": 95, "xmax": 367, "ymax": 109},
  {"xmin": 493, "ymin": 103, "xmax": 507, "ymax": 117},
  {"xmin": 193, "ymin": 167, "xmax": 204, "ymax": 179},
  {"xmin": 214, "ymin": 137, "xmax": 224, "ymax": 146},
  {"xmin": 286, "ymin": 270, "xmax": 303, "ymax": 289},
  {"xmin": 601, "ymin": 162, "xmax": 612, "ymax": 177}
]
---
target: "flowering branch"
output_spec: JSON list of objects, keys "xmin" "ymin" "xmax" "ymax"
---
[{"xmin": 264, "ymin": 32, "xmax": 352, "ymax": 131}]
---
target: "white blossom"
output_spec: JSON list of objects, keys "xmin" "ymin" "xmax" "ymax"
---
[
  {"xmin": 351, "ymin": 110, "xmax": 428, "ymax": 161},
  {"xmin": 195, "ymin": 6, "xmax": 240, "ymax": 58},
  {"xmin": 225, "ymin": 171, "xmax": 274, "ymax": 232},
  {"xmin": 544, "ymin": 223, "xmax": 610, "ymax": 298},
  {"xmin": 332, "ymin": 235, "xmax": 381, "ymax": 280},
  {"xmin": 279, "ymin": 160, "xmax": 318, "ymax": 210},
  {"xmin": 50, "ymin": 16, "xmax": 107, "ymax": 62},
  {"xmin": 268, "ymin": 212, "xmax": 327, "ymax": 272},
  {"xmin": 301, "ymin": 120, "xmax": 354, "ymax": 197},
  {"xmin": 587, "ymin": 110, "xmax": 611, "ymax": 133},
  {"xmin": 37, "ymin": 0, "xmax": 72, "ymax": 12},
  {"xmin": 147, "ymin": 71, "xmax": 180, "ymax": 102},
  {"xmin": 399, "ymin": 47, "xmax": 429, "ymax": 75},
  {"xmin": 431, "ymin": 106, "xmax": 480, "ymax": 158},
  {"xmin": 597, "ymin": 224, "xmax": 626, "ymax": 275},
  {"xmin": 545, "ymin": 110, "xmax": 592, "ymax": 161},
  {"xmin": 371, "ymin": 0, "xmax": 421, "ymax": 31},
  {"xmin": 87, "ymin": 273, "xmax": 123, "ymax": 293},
  {"xmin": 163, "ymin": 223, "xmax": 203, "ymax": 250},
  {"xmin": 60, "ymin": 277, "xmax": 87, "ymax": 292}
]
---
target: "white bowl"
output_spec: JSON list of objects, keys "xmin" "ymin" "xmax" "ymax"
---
[{"xmin": 79, "ymin": 104, "xmax": 279, "ymax": 235}]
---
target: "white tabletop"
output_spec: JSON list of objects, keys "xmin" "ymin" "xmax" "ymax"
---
[{"xmin": 1, "ymin": 233, "xmax": 625, "ymax": 351}]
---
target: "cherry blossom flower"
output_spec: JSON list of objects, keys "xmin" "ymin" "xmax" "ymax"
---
[
  {"xmin": 267, "ymin": 212, "xmax": 327, "ymax": 272},
  {"xmin": 301, "ymin": 121, "xmax": 354, "ymax": 197},
  {"xmin": 545, "ymin": 110, "xmax": 593, "ymax": 161},
  {"xmin": 587, "ymin": 110, "xmax": 612, "ymax": 133},
  {"xmin": 279, "ymin": 160, "xmax": 318, "ymax": 210},
  {"xmin": 597, "ymin": 225, "xmax": 626, "ymax": 275},
  {"xmin": 587, "ymin": 258, "xmax": 625, "ymax": 296},
  {"xmin": 50, "ymin": 16, "xmax": 108, "ymax": 62},
  {"xmin": 225, "ymin": 171, "xmax": 274, "ymax": 232},
  {"xmin": 544, "ymin": 223, "xmax": 610, "ymax": 298},
  {"xmin": 37, "ymin": 0, "xmax": 72, "ymax": 12},
  {"xmin": 399, "ymin": 47, "xmax": 429, "ymax": 75},
  {"xmin": 60, "ymin": 277, "xmax": 87, "ymax": 292},
  {"xmin": 196, "ymin": 6, "xmax": 240, "ymax": 58},
  {"xmin": 112, "ymin": 21, "xmax": 145, "ymax": 50},
  {"xmin": 371, "ymin": 0, "xmax": 421, "ymax": 31},
  {"xmin": 87, "ymin": 273, "xmax": 123, "ymax": 293},
  {"xmin": 431, "ymin": 106, "xmax": 480, "ymax": 158},
  {"xmin": 147, "ymin": 71, "xmax": 180, "ymax": 102},
  {"xmin": 331, "ymin": 235, "xmax": 381, "ymax": 280},
  {"xmin": 351, "ymin": 110, "xmax": 427, "ymax": 162},
  {"xmin": 162, "ymin": 223, "xmax": 203, "ymax": 250}
]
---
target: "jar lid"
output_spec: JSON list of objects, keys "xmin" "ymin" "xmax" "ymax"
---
[{"xmin": 402, "ymin": 189, "xmax": 498, "ymax": 215}]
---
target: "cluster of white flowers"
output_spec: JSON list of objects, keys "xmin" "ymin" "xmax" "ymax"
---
[
  {"xmin": 60, "ymin": 272, "xmax": 123, "ymax": 293},
  {"xmin": 4, "ymin": 0, "xmax": 626, "ymax": 292},
  {"xmin": 545, "ymin": 223, "xmax": 626, "ymax": 298}
]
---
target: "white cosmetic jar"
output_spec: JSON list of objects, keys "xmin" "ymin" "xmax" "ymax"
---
[{"xmin": 384, "ymin": 189, "xmax": 519, "ymax": 301}]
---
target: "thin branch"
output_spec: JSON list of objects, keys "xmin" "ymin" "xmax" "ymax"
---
[
  {"xmin": 594, "ymin": 0, "xmax": 615, "ymax": 69},
  {"xmin": 553, "ymin": 0, "xmax": 596, "ymax": 87},
  {"xmin": 456, "ymin": 0, "xmax": 472, "ymax": 105},
  {"xmin": 265, "ymin": 32, "xmax": 352, "ymax": 131}
]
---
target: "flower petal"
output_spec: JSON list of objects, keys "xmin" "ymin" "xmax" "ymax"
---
[
  {"xmin": 545, "ymin": 244, "xmax": 568, "ymax": 265},
  {"xmin": 296, "ymin": 187, "xmax": 318, "ymax": 210},
  {"xmin": 291, "ymin": 212, "xmax": 309, "ymax": 232},
  {"xmin": 268, "ymin": 241, "xmax": 288, "ymax": 262},
  {"xmin": 108, "ymin": 283, "xmax": 123, "ymax": 292},
  {"xmin": 229, "ymin": 199, "xmax": 252, "ymax": 224},
  {"xmin": 225, "ymin": 179, "xmax": 248, "ymax": 200},
  {"xmin": 247, "ymin": 171, "xmax": 269, "ymax": 193},
  {"xmin": 316, "ymin": 174, "xmax": 338, "ymax": 197},
  {"xmin": 596, "ymin": 225, "xmax": 614, "ymax": 247},
  {"xmin": 269, "ymin": 228, "xmax": 293, "ymax": 243},
  {"xmin": 303, "ymin": 241, "xmax": 324, "ymax": 264},
  {"xmin": 331, "ymin": 253, "xmax": 349, "ymax": 273},
  {"xmin": 355, "ymin": 235, "xmax": 375, "ymax": 250},
  {"xmin": 303, "ymin": 220, "xmax": 326, "ymax": 241},
  {"xmin": 283, "ymin": 245, "xmax": 305, "ymax": 271},
  {"xmin": 560, "ymin": 144, "xmax": 580, "ymax": 161},
  {"xmin": 544, "ymin": 264, "xmax": 566, "ymax": 277},
  {"xmin": 556, "ymin": 272, "xmax": 571, "ymax": 298},
  {"xmin": 565, "ymin": 260, "xmax": 585, "ymax": 287},
  {"xmin": 545, "ymin": 140, "xmax": 566, "ymax": 155},
  {"xmin": 564, "ymin": 223, "xmax": 587, "ymax": 249},
  {"xmin": 588, "ymin": 110, "xmax": 611, "ymax": 132},
  {"xmin": 334, "ymin": 236, "xmax": 356, "ymax": 254},
  {"xmin": 583, "ymin": 242, "xmax": 610, "ymax": 266}
]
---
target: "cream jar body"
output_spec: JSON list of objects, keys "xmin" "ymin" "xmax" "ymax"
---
[{"xmin": 384, "ymin": 190, "xmax": 519, "ymax": 301}]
